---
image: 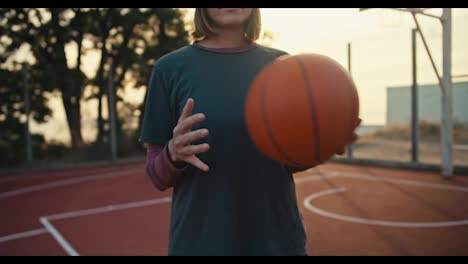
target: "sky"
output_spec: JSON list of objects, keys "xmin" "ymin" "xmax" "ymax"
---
[{"xmin": 29, "ymin": 8, "xmax": 468, "ymax": 145}]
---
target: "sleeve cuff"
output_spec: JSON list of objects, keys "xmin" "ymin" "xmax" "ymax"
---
[{"xmin": 162, "ymin": 144, "xmax": 188, "ymax": 175}]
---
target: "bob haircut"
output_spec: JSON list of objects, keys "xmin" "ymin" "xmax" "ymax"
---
[{"xmin": 191, "ymin": 8, "xmax": 261, "ymax": 42}]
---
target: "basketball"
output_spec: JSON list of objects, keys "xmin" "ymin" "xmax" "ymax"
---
[{"xmin": 244, "ymin": 53, "xmax": 360, "ymax": 168}]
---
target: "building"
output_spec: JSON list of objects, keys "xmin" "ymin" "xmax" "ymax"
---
[{"xmin": 387, "ymin": 81, "xmax": 468, "ymax": 125}]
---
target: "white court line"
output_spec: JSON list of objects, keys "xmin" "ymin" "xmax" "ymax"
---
[
  {"xmin": 0, "ymin": 172, "xmax": 323, "ymax": 246},
  {"xmin": 303, "ymin": 187, "xmax": 468, "ymax": 228},
  {"xmin": 294, "ymin": 172, "xmax": 339, "ymax": 184},
  {"xmin": 40, "ymin": 217, "xmax": 79, "ymax": 256},
  {"xmin": 0, "ymin": 167, "xmax": 132, "ymax": 184},
  {"xmin": 40, "ymin": 196, "xmax": 172, "ymax": 256},
  {"xmin": 0, "ymin": 197, "xmax": 172, "ymax": 247},
  {"xmin": 45, "ymin": 197, "xmax": 172, "ymax": 221},
  {"xmin": 3, "ymin": 170, "xmax": 464, "ymax": 250},
  {"xmin": 302, "ymin": 171, "xmax": 468, "ymax": 228},
  {"xmin": 0, "ymin": 168, "xmax": 141, "ymax": 199},
  {"xmin": 329, "ymin": 170, "xmax": 468, "ymax": 193},
  {"xmin": 0, "ymin": 228, "xmax": 48, "ymax": 243}
]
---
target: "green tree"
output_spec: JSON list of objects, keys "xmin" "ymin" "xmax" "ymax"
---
[
  {"xmin": 0, "ymin": 66, "xmax": 52, "ymax": 166},
  {"xmin": 1, "ymin": 8, "xmax": 89, "ymax": 149},
  {"xmin": 85, "ymin": 8, "xmax": 190, "ymax": 148},
  {"xmin": 1, "ymin": 8, "xmax": 190, "ymax": 157}
]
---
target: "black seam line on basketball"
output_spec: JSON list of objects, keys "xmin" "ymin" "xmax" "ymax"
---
[
  {"xmin": 260, "ymin": 83, "xmax": 308, "ymax": 168},
  {"xmin": 294, "ymin": 57, "xmax": 322, "ymax": 163}
]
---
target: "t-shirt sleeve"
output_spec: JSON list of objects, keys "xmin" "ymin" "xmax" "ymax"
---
[
  {"xmin": 273, "ymin": 49, "xmax": 289, "ymax": 59},
  {"xmin": 139, "ymin": 63, "xmax": 176, "ymax": 145}
]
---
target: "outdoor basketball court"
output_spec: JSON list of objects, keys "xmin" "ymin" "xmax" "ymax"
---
[
  {"xmin": 1, "ymin": 160, "xmax": 467, "ymax": 256},
  {"xmin": 1, "ymin": 7, "xmax": 467, "ymax": 256}
]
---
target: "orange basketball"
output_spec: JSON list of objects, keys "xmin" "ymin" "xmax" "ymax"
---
[{"xmin": 244, "ymin": 53, "xmax": 360, "ymax": 168}]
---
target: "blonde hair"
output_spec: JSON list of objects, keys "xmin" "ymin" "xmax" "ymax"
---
[{"xmin": 192, "ymin": 8, "xmax": 261, "ymax": 42}]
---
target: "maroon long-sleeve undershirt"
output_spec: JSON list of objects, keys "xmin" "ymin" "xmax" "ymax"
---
[{"xmin": 145, "ymin": 143, "xmax": 187, "ymax": 191}]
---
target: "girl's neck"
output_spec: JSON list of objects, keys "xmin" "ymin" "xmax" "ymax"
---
[{"xmin": 197, "ymin": 28, "xmax": 250, "ymax": 49}]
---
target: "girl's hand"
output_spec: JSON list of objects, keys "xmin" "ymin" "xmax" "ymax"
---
[
  {"xmin": 336, "ymin": 118, "xmax": 362, "ymax": 156},
  {"xmin": 168, "ymin": 98, "xmax": 211, "ymax": 172}
]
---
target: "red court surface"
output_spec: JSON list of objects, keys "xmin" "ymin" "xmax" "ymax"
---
[{"xmin": 1, "ymin": 160, "xmax": 468, "ymax": 256}]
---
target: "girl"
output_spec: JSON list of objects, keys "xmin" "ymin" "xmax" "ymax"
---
[{"xmin": 140, "ymin": 8, "xmax": 357, "ymax": 256}]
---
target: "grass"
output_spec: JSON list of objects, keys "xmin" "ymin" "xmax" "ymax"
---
[
  {"xmin": 369, "ymin": 121, "xmax": 468, "ymax": 144},
  {"xmin": 351, "ymin": 121, "xmax": 468, "ymax": 166}
]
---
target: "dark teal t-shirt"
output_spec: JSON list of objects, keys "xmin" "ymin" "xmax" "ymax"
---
[{"xmin": 139, "ymin": 43, "xmax": 307, "ymax": 256}]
